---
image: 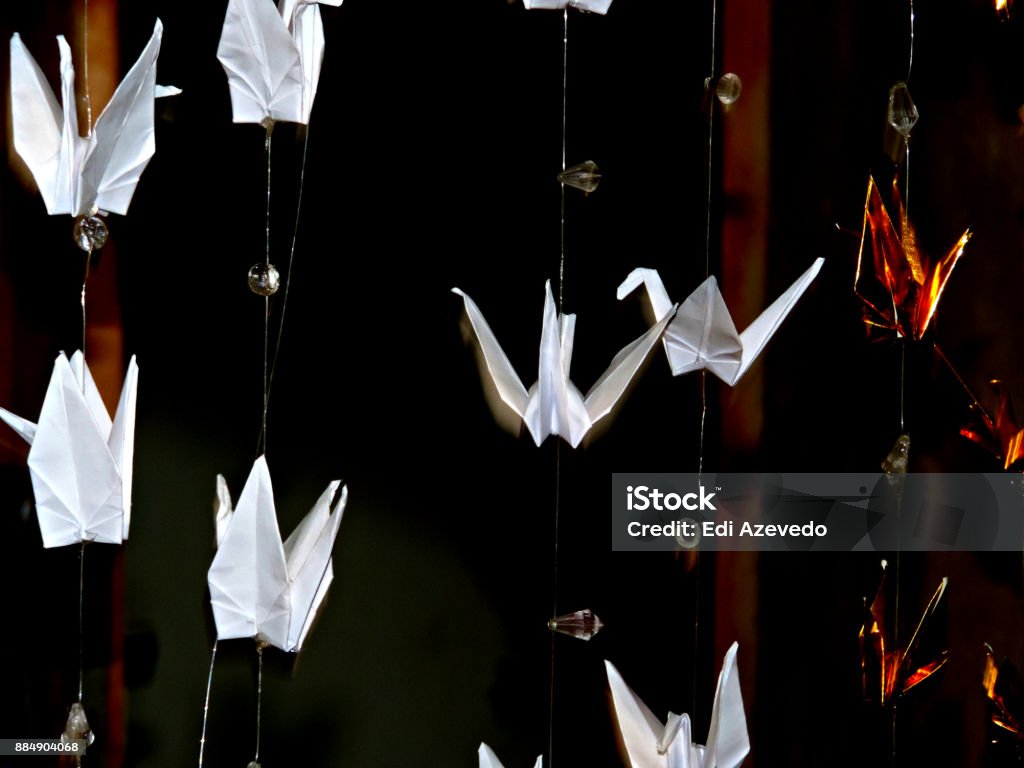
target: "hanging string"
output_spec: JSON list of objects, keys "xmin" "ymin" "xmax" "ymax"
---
[
  {"xmin": 196, "ymin": 640, "xmax": 219, "ymax": 768},
  {"xmin": 254, "ymin": 644, "xmax": 265, "ymax": 765},
  {"xmin": 264, "ymin": 127, "xmax": 313, "ymax": 413},
  {"xmin": 904, "ymin": 0, "xmax": 915, "ymax": 215},
  {"xmin": 82, "ymin": 0, "xmax": 93, "ymax": 136},
  {"xmin": 257, "ymin": 124, "xmax": 274, "ymax": 457},
  {"xmin": 698, "ymin": 0, "xmax": 718, "ymax": 479},
  {"xmin": 77, "ymin": 542, "xmax": 86, "ymax": 703},
  {"xmin": 548, "ymin": 12, "xmax": 569, "ymax": 767},
  {"xmin": 690, "ymin": 0, "xmax": 719, "ymax": 722},
  {"xmin": 557, "ymin": 9, "xmax": 569, "ymax": 311},
  {"xmin": 81, "ymin": 248, "xmax": 93, "ymax": 362}
]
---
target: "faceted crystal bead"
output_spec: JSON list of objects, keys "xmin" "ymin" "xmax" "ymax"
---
[
  {"xmin": 547, "ymin": 609, "xmax": 604, "ymax": 641},
  {"xmin": 558, "ymin": 161, "xmax": 601, "ymax": 194},
  {"xmin": 715, "ymin": 73, "xmax": 742, "ymax": 105},
  {"xmin": 882, "ymin": 433, "xmax": 911, "ymax": 478},
  {"xmin": 887, "ymin": 82, "xmax": 919, "ymax": 138},
  {"xmin": 73, "ymin": 215, "xmax": 109, "ymax": 252},
  {"xmin": 248, "ymin": 263, "xmax": 280, "ymax": 296},
  {"xmin": 61, "ymin": 702, "xmax": 95, "ymax": 745}
]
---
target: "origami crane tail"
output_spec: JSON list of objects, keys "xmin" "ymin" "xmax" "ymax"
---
[
  {"xmin": 108, "ymin": 355, "xmax": 139, "ymax": 540},
  {"xmin": 55, "ymin": 35, "xmax": 80, "ymax": 217},
  {"xmin": 0, "ymin": 406, "xmax": 38, "ymax": 445},
  {"xmin": 9, "ymin": 33, "xmax": 64, "ymax": 215},
  {"xmin": 703, "ymin": 642, "xmax": 750, "ymax": 768},
  {"xmin": 213, "ymin": 474, "xmax": 234, "ymax": 548}
]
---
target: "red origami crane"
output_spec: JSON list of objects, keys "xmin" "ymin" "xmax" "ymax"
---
[
  {"xmin": 859, "ymin": 561, "xmax": 949, "ymax": 706},
  {"xmin": 855, "ymin": 176, "xmax": 972, "ymax": 341},
  {"xmin": 960, "ymin": 380, "xmax": 1024, "ymax": 470}
]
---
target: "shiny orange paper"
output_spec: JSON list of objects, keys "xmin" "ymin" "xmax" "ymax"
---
[
  {"xmin": 859, "ymin": 564, "xmax": 949, "ymax": 706},
  {"xmin": 984, "ymin": 645, "xmax": 1024, "ymax": 740},
  {"xmin": 855, "ymin": 176, "xmax": 972, "ymax": 341},
  {"xmin": 960, "ymin": 380, "xmax": 1024, "ymax": 470}
]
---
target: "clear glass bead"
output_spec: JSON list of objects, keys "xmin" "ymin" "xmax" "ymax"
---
[
  {"xmin": 547, "ymin": 609, "xmax": 604, "ymax": 641},
  {"xmin": 715, "ymin": 73, "xmax": 743, "ymax": 105},
  {"xmin": 558, "ymin": 160, "xmax": 601, "ymax": 194},
  {"xmin": 887, "ymin": 82, "xmax": 918, "ymax": 138},
  {"xmin": 248, "ymin": 263, "xmax": 280, "ymax": 296},
  {"xmin": 61, "ymin": 702, "xmax": 95, "ymax": 745},
  {"xmin": 73, "ymin": 216, "xmax": 108, "ymax": 252},
  {"xmin": 882, "ymin": 433, "xmax": 911, "ymax": 478}
]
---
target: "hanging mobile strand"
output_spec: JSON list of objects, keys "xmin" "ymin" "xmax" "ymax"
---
[
  {"xmin": 77, "ymin": 542, "xmax": 86, "ymax": 703},
  {"xmin": 264, "ymin": 126, "xmax": 313, "ymax": 410},
  {"xmin": 890, "ymin": 6, "xmax": 915, "ymax": 764},
  {"xmin": 547, "ymin": 11, "xmax": 569, "ymax": 768},
  {"xmin": 196, "ymin": 641, "xmax": 218, "ymax": 768},
  {"xmin": 253, "ymin": 644, "xmax": 265, "ymax": 767},
  {"xmin": 689, "ymin": 0, "xmax": 720, "ymax": 721},
  {"xmin": 251, "ymin": 121, "xmax": 280, "ymax": 457}
]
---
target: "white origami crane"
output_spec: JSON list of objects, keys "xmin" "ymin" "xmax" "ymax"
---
[
  {"xmin": 522, "ymin": 0, "xmax": 613, "ymax": 14},
  {"xmin": 453, "ymin": 280, "xmax": 675, "ymax": 448},
  {"xmin": 10, "ymin": 20, "xmax": 179, "ymax": 218},
  {"xmin": 207, "ymin": 455, "xmax": 347, "ymax": 653},
  {"xmin": 605, "ymin": 642, "xmax": 749, "ymax": 768},
  {"xmin": 479, "ymin": 743, "xmax": 542, "ymax": 768},
  {"xmin": 617, "ymin": 258, "xmax": 824, "ymax": 386},
  {"xmin": 0, "ymin": 351, "xmax": 138, "ymax": 548},
  {"xmin": 218, "ymin": 0, "xmax": 343, "ymax": 125}
]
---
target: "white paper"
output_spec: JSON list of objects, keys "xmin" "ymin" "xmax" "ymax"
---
[
  {"xmin": 605, "ymin": 642, "xmax": 749, "ymax": 768},
  {"xmin": 522, "ymin": 0, "xmax": 613, "ymax": 14},
  {"xmin": 0, "ymin": 351, "xmax": 137, "ymax": 548},
  {"xmin": 618, "ymin": 258, "xmax": 824, "ymax": 386},
  {"xmin": 479, "ymin": 743, "xmax": 542, "ymax": 768},
  {"xmin": 218, "ymin": 0, "xmax": 342, "ymax": 125},
  {"xmin": 453, "ymin": 280, "xmax": 674, "ymax": 448},
  {"xmin": 207, "ymin": 455, "xmax": 346, "ymax": 652},
  {"xmin": 10, "ymin": 20, "xmax": 178, "ymax": 217}
]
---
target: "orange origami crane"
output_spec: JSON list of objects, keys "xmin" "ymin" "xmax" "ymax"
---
[
  {"xmin": 859, "ymin": 561, "xmax": 949, "ymax": 706},
  {"xmin": 855, "ymin": 176, "xmax": 972, "ymax": 341},
  {"xmin": 960, "ymin": 380, "xmax": 1024, "ymax": 470},
  {"xmin": 984, "ymin": 644, "xmax": 1024, "ymax": 742}
]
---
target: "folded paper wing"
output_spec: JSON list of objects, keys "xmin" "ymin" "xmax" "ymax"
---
[
  {"xmin": 207, "ymin": 455, "xmax": 346, "ymax": 652},
  {"xmin": 618, "ymin": 258, "xmax": 823, "ymax": 386},
  {"xmin": 0, "ymin": 351, "xmax": 138, "ymax": 548},
  {"xmin": 605, "ymin": 642, "xmax": 749, "ymax": 768},
  {"xmin": 478, "ymin": 743, "xmax": 542, "ymax": 768},
  {"xmin": 522, "ymin": 0, "xmax": 613, "ymax": 14},
  {"xmin": 453, "ymin": 280, "xmax": 673, "ymax": 448},
  {"xmin": 10, "ymin": 20, "xmax": 178, "ymax": 217},
  {"xmin": 218, "ymin": 0, "xmax": 341, "ymax": 125}
]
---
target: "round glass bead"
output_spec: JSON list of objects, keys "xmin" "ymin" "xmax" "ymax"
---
[
  {"xmin": 248, "ymin": 263, "xmax": 280, "ymax": 296},
  {"xmin": 715, "ymin": 73, "xmax": 742, "ymax": 105},
  {"xmin": 73, "ymin": 216, "xmax": 109, "ymax": 252}
]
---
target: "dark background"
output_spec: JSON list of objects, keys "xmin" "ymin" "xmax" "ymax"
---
[{"xmin": 1, "ymin": 0, "xmax": 1024, "ymax": 766}]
